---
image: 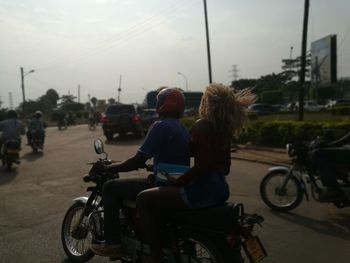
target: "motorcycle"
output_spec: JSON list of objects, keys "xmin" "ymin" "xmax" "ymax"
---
[
  {"xmin": 260, "ymin": 139, "xmax": 350, "ymax": 211},
  {"xmin": 58, "ymin": 118, "xmax": 68, "ymax": 130},
  {"xmin": 61, "ymin": 139, "xmax": 267, "ymax": 263},
  {"xmin": 1, "ymin": 139, "xmax": 21, "ymax": 170},
  {"xmin": 30, "ymin": 129, "xmax": 44, "ymax": 153},
  {"xmin": 88, "ymin": 118, "xmax": 96, "ymax": 131}
]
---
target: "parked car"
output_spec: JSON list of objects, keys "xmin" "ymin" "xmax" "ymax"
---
[
  {"xmin": 140, "ymin": 108, "xmax": 158, "ymax": 133},
  {"xmin": 101, "ymin": 104, "xmax": 144, "ymax": 140},
  {"xmin": 273, "ymin": 104, "xmax": 289, "ymax": 112},
  {"xmin": 247, "ymin": 103, "xmax": 280, "ymax": 114},
  {"xmin": 295, "ymin": 100, "xmax": 326, "ymax": 112}
]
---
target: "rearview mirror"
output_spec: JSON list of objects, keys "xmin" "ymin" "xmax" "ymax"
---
[{"xmin": 94, "ymin": 139, "xmax": 104, "ymax": 154}]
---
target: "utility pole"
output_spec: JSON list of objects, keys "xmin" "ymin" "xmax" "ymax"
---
[
  {"xmin": 203, "ymin": 0, "xmax": 212, "ymax": 84},
  {"xmin": 8, "ymin": 92, "xmax": 13, "ymax": 110},
  {"xmin": 78, "ymin": 85, "xmax": 80, "ymax": 103},
  {"xmin": 20, "ymin": 67, "xmax": 25, "ymax": 115},
  {"xmin": 20, "ymin": 67, "xmax": 34, "ymax": 117},
  {"xmin": 118, "ymin": 75, "xmax": 122, "ymax": 103},
  {"xmin": 298, "ymin": 0, "xmax": 310, "ymax": 121}
]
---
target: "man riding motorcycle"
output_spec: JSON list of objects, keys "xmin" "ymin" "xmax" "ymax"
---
[
  {"xmin": 90, "ymin": 87, "xmax": 191, "ymax": 260},
  {"xmin": 311, "ymin": 131, "xmax": 350, "ymax": 200},
  {"xmin": 26, "ymin": 110, "xmax": 47, "ymax": 147},
  {"xmin": 0, "ymin": 110, "xmax": 25, "ymax": 155}
]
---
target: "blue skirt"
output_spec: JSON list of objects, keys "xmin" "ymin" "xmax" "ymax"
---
[{"xmin": 180, "ymin": 171, "xmax": 230, "ymax": 209}]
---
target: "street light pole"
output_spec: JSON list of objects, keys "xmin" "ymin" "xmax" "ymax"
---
[
  {"xmin": 203, "ymin": 0, "xmax": 212, "ymax": 84},
  {"xmin": 298, "ymin": 0, "xmax": 310, "ymax": 121},
  {"xmin": 20, "ymin": 67, "xmax": 35, "ymax": 117},
  {"xmin": 177, "ymin": 72, "xmax": 188, "ymax": 91}
]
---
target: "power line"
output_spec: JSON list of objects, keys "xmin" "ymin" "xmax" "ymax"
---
[{"xmin": 34, "ymin": 0, "xmax": 200, "ymax": 71}]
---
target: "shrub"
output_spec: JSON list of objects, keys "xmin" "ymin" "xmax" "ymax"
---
[
  {"xmin": 181, "ymin": 116, "xmax": 350, "ymax": 148},
  {"xmin": 330, "ymin": 106, "xmax": 350, "ymax": 115},
  {"xmin": 240, "ymin": 121, "xmax": 350, "ymax": 147}
]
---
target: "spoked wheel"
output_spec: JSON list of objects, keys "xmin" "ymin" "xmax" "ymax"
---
[
  {"xmin": 61, "ymin": 202, "xmax": 94, "ymax": 262},
  {"xmin": 260, "ymin": 170, "xmax": 303, "ymax": 212},
  {"xmin": 179, "ymin": 233, "xmax": 224, "ymax": 263}
]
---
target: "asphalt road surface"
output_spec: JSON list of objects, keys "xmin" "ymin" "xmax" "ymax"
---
[{"xmin": 0, "ymin": 125, "xmax": 349, "ymax": 263}]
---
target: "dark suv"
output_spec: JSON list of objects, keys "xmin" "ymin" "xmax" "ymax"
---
[{"xmin": 102, "ymin": 104, "xmax": 144, "ymax": 140}]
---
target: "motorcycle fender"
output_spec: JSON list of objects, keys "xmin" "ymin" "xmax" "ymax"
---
[
  {"xmin": 268, "ymin": 166, "xmax": 290, "ymax": 173},
  {"xmin": 73, "ymin": 196, "xmax": 100, "ymax": 207},
  {"xmin": 268, "ymin": 166, "xmax": 309, "ymax": 201},
  {"xmin": 72, "ymin": 196, "xmax": 88, "ymax": 205}
]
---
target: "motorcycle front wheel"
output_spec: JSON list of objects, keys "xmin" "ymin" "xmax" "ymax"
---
[
  {"xmin": 260, "ymin": 170, "xmax": 303, "ymax": 212},
  {"xmin": 61, "ymin": 202, "xmax": 94, "ymax": 262}
]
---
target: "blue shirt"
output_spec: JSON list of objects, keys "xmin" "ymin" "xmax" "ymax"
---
[
  {"xmin": 138, "ymin": 118, "xmax": 190, "ymax": 174},
  {"xmin": 0, "ymin": 118, "xmax": 25, "ymax": 140}
]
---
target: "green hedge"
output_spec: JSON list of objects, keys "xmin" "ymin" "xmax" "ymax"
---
[
  {"xmin": 181, "ymin": 116, "xmax": 350, "ymax": 148},
  {"xmin": 241, "ymin": 121, "xmax": 350, "ymax": 147},
  {"xmin": 330, "ymin": 106, "xmax": 350, "ymax": 115}
]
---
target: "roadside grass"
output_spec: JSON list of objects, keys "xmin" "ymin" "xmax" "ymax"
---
[{"xmin": 249, "ymin": 111, "xmax": 350, "ymax": 123}]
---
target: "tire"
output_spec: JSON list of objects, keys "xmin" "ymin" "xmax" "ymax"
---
[
  {"xmin": 260, "ymin": 170, "xmax": 303, "ymax": 212},
  {"xmin": 179, "ymin": 233, "xmax": 225, "ymax": 263},
  {"xmin": 61, "ymin": 202, "xmax": 95, "ymax": 263}
]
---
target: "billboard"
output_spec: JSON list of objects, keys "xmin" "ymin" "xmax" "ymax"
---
[{"xmin": 311, "ymin": 34, "xmax": 337, "ymax": 84}]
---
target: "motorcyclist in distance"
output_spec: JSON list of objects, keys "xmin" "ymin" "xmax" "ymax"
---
[
  {"xmin": 311, "ymin": 131, "xmax": 350, "ymax": 200},
  {"xmin": 57, "ymin": 110, "xmax": 67, "ymax": 129},
  {"xmin": 26, "ymin": 110, "xmax": 47, "ymax": 146},
  {"xmin": 88, "ymin": 107, "xmax": 97, "ymax": 127},
  {"xmin": 0, "ymin": 110, "xmax": 25, "ymax": 153}
]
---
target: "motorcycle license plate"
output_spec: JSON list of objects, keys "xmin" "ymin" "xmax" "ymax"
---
[
  {"xmin": 243, "ymin": 236, "xmax": 267, "ymax": 263},
  {"xmin": 6, "ymin": 149, "xmax": 19, "ymax": 154}
]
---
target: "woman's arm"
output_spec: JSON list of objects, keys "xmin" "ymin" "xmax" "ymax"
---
[{"xmin": 174, "ymin": 119, "xmax": 213, "ymax": 186}]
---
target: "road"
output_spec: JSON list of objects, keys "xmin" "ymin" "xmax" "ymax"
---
[{"xmin": 0, "ymin": 125, "xmax": 349, "ymax": 263}]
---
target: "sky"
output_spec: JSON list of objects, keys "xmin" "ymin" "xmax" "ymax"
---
[{"xmin": 0, "ymin": 0, "xmax": 350, "ymax": 108}]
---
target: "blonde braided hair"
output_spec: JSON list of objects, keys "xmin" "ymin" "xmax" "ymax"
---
[{"xmin": 199, "ymin": 83, "xmax": 256, "ymax": 141}]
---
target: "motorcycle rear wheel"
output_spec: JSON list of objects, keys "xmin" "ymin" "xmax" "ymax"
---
[
  {"xmin": 179, "ymin": 233, "xmax": 224, "ymax": 263},
  {"xmin": 61, "ymin": 202, "xmax": 94, "ymax": 262},
  {"xmin": 260, "ymin": 170, "xmax": 303, "ymax": 212}
]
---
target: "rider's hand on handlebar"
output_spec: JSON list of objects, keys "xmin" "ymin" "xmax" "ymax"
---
[{"xmin": 91, "ymin": 160, "xmax": 105, "ymax": 173}]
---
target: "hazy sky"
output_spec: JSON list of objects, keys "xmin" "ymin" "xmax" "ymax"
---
[{"xmin": 1, "ymin": 0, "xmax": 349, "ymax": 108}]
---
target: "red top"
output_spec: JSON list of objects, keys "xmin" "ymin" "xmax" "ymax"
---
[{"xmin": 175, "ymin": 119, "xmax": 231, "ymax": 186}]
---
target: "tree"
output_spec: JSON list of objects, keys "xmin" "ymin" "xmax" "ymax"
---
[
  {"xmin": 90, "ymin": 97, "xmax": 98, "ymax": 107},
  {"xmin": 60, "ymin": 95, "xmax": 76, "ymax": 105},
  {"xmin": 261, "ymin": 90, "xmax": 284, "ymax": 105},
  {"xmin": 108, "ymin": 98, "xmax": 116, "ymax": 105},
  {"xmin": 44, "ymin": 89, "xmax": 59, "ymax": 106},
  {"xmin": 281, "ymin": 52, "xmax": 311, "ymax": 81},
  {"xmin": 231, "ymin": 79, "xmax": 257, "ymax": 90}
]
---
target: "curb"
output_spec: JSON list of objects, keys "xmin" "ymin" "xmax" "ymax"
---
[
  {"xmin": 236, "ymin": 144, "xmax": 286, "ymax": 153},
  {"xmin": 231, "ymin": 155, "xmax": 289, "ymax": 166}
]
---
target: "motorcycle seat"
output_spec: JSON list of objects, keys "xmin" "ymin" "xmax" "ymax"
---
[
  {"xmin": 166, "ymin": 202, "xmax": 242, "ymax": 230},
  {"xmin": 121, "ymin": 201, "xmax": 242, "ymax": 230}
]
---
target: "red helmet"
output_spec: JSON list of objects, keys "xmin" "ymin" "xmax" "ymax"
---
[{"xmin": 156, "ymin": 88, "xmax": 185, "ymax": 115}]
